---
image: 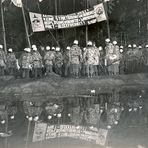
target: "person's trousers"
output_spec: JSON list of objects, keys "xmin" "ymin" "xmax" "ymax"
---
[
  {"xmin": 86, "ymin": 65, "xmax": 94, "ymax": 77},
  {"xmin": 64, "ymin": 64, "xmax": 69, "ymax": 77},
  {"xmin": 45, "ymin": 65, "xmax": 53, "ymax": 76},
  {"xmin": 70, "ymin": 64, "xmax": 80, "ymax": 77},
  {"xmin": 0, "ymin": 66, "xmax": 4, "ymax": 76},
  {"xmin": 33, "ymin": 68, "xmax": 42, "ymax": 78},
  {"xmin": 22, "ymin": 68, "xmax": 30, "ymax": 78}
]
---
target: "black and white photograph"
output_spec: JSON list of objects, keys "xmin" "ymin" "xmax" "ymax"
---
[{"xmin": 0, "ymin": 0, "xmax": 148, "ymax": 148}]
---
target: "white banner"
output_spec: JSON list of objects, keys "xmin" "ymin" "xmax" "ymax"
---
[
  {"xmin": 29, "ymin": 3, "xmax": 107, "ymax": 32},
  {"xmin": 33, "ymin": 123, "xmax": 108, "ymax": 146}
]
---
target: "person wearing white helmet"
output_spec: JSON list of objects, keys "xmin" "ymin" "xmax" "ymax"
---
[
  {"xmin": 119, "ymin": 46, "xmax": 124, "ymax": 74},
  {"xmin": 32, "ymin": 46, "xmax": 43, "ymax": 78},
  {"xmin": 19, "ymin": 48, "xmax": 32, "ymax": 78},
  {"xmin": 6, "ymin": 48, "xmax": 17, "ymax": 76},
  {"xmin": 70, "ymin": 40, "xmax": 82, "ymax": 78},
  {"xmin": 124, "ymin": 44, "xmax": 133, "ymax": 74},
  {"xmin": 106, "ymin": 40, "xmax": 119, "ymax": 75},
  {"xmin": 132, "ymin": 44, "xmax": 141, "ymax": 73},
  {"xmin": 63, "ymin": 46, "xmax": 71, "ymax": 77},
  {"xmin": 0, "ymin": 44, "xmax": 6, "ymax": 76},
  {"xmin": 85, "ymin": 41, "xmax": 96, "ymax": 78},
  {"xmin": 44, "ymin": 46, "xmax": 55, "ymax": 76},
  {"xmin": 54, "ymin": 47, "xmax": 63, "ymax": 75}
]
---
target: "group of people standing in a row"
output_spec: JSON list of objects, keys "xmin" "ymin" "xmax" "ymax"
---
[{"xmin": 0, "ymin": 39, "xmax": 148, "ymax": 78}]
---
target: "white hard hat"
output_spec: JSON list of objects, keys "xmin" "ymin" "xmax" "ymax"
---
[
  {"xmin": 0, "ymin": 45, "xmax": 3, "ymax": 49},
  {"xmin": 120, "ymin": 45, "xmax": 123, "ymax": 49},
  {"xmin": 99, "ymin": 46, "xmax": 103, "ymax": 51},
  {"xmin": 32, "ymin": 47, "xmax": 37, "ymax": 51},
  {"xmin": 128, "ymin": 44, "xmax": 132, "ymax": 48},
  {"xmin": 52, "ymin": 47, "xmax": 55, "ymax": 50},
  {"xmin": 73, "ymin": 40, "xmax": 78, "ymax": 45},
  {"xmin": 105, "ymin": 38, "xmax": 110, "ymax": 43},
  {"xmin": 32, "ymin": 45, "xmax": 36, "ymax": 49},
  {"xmin": 8, "ymin": 48, "xmax": 13, "ymax": 52},
  {"xmin": 46, "ymin": 46, "xmax": 50, "ymax": 50},
  {"xmin": 133, "ymin": 44, "xmax": 137, "ymax": 48},
  {"xmin": 83, "ymin": 47, "xmax": 86, "ymax": 51},
  {"xmin": 120, "ymin": 49, "xmax": 123, "ymax": 53},
  {"xmin": 87, "ymin": 41, "xmax": 93, "ymax": 46},
  {"xmin": 56, "ymin": 47, "xmax": 60, "ymax": 51},
  {"xmin": 113, "ymin": 41, "xmax": 117, "ymax": 45},
  {"xmin": 66, "ymin": 46, "xmax": 70, "ymax": 50},
  {"xmin": 145, "ymin": 45, "xmax": 148, "ymax": 48},
  {"xmin": 24, "ymin": 48, "xmax": 31, "ymax": 53},
  {"xmin": 138, "ymin": 46, "xmax": 142, "ymax": 49}
]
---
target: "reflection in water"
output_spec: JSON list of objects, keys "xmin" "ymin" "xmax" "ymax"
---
[{"xmin": 0, "ymin": 89, "xmax": 148, "ymax": 148}]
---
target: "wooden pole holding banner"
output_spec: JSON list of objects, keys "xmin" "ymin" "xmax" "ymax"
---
[
  {"xmin": 55, "ymin": 0, "xmax": 58, "ymax": 44},
  {"xmin": 85, "ymin": 0, "xmax": 89, "ymax": 45},
  {"xmin": 73, "ymin": 0, "xmax": 77, "ymax": 39},
  {"xmin": 21, "ymin": 1, "xmax": 31, "ymax": 48},
  {"xmin": 1, "ymin": 0, "xmax": 7, "ymax": 53},
  {"xmin": 103, "ymin": 1, "xmax": 111, "ymax": 39}
]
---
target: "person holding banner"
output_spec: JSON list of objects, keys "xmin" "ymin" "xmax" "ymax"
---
[
  {"xmin": 44, "ymin": 46, "xmax": 55, "ymax": 76},
  {"xmin": 70, "ymin": 40, "xmax": 82, "ymax": 78},
  {"xmin": 0, "ymin": 45, "xmax": 6, "ymax": 76},
  {"xmin": 32, "ymin": 45, "xmax": 43, "ymax": 78}
]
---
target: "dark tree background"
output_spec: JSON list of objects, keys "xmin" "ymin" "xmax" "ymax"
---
[{"xmin": 0, "ymin": 0, "xmax": 147, "ymax": 52}]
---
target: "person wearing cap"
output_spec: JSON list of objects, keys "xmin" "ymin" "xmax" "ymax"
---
[
  {"xmin": 32, "ymin": 45, "xmax": 43, "ymax": 78},
  {"xmin": 6, "ymin": 48, "xmax": 17, "ymax": 76},
  {"xmin": 19, "ymin": 48, "xmax": 32, "ymax": 78},
  {"xmin": 63, "ymin": 46, "xmax": 71, "ymax": 77},
  {"xmin": 54, "ymin": 47, "xmax": 63, "ymax": 75},
  {"xmin": 69, "ymin": 40, "xmax": 82, "ymax": 78},
  {"xmin": 85, "ymin": 41, "xmax": 96, "ymax": 78},
  {"xmin": 43, "ymin": 46, "xmax": 55, "ymax": 76},
  {"xmin": 0, "ymin": 45, "xmax": 6, "ymax": 76}
]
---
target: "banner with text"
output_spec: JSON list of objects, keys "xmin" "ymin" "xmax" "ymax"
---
[
  {"xmin": 29, "ymin": 3, "xmax": 107, "ymax": 32},
  {"xmin": 33, "ymin": 123, "xmax": 108, "ymax": 146}
]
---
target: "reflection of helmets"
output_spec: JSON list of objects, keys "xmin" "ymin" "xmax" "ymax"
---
[
  {"xmin": 66, "ymin": 46, "xmax": 70, "ymax": 50},
  {"xmin": 0, "ymin": 45, "xmax": 3, "ymax": 49},
  {"xmin": 145, "ymin": 45, "xmax": 148, "ymax": 48},
  {"xmin": 120, "ymin": 45, "xmax": 123, "ymax": 49},
  {"xmin": 46, "ymin": 46, "xmax": 50, "ymax": 50},
  {"xmin": 87, "ymin": 41, "xmax": 93, "ymax": 46},
  {"xmin": 138, "ymin": 46, "xmax": 142, "ymax": 49},
  {"xmin": 105, "ymin": 38, "xmax": 110, "ymax": 43},
  {"xmin": 99, "ymin": 46, "xmax": 103, "ymax": 51},
  {"xmin": 73, "ymin": 40, "xmax": 78, "ymax": 45},
  {"xmin": 113, "ymin": 41, "xmax": 117, "ymax": 45},
  {"xmin": 133, "ymin": 44, "xmax": 137, "ymax": 48},
  {"xmin": 8, "ymin": 48, "xmax": 13, "ymax": 52},
  {"xmin": 128, "ymin": 44, "xmax": 132, "ymax": 48},
  {"xmin": 56, "ymin": 47, "xmax": 60, "ymax": 51}
]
